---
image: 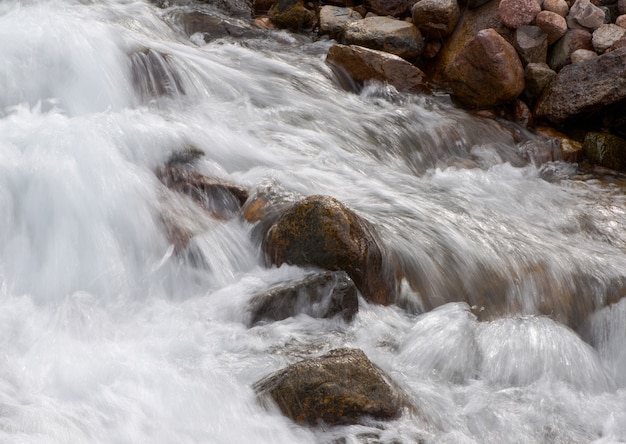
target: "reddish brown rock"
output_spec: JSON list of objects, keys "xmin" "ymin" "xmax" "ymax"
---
[
  {"xmin": 254, "ymin": 348, "xmax": 413, "ymax": 426},
  {"xmin": 444, "ymin": 28, "xmax": 525, "ymax": 108},
  {"xmin": 341, "ymin": 16, "xmax": 425, "ymax": 59},
  {"xmin": 536, "ymin": 47, "xmax": 626, "ymax": 123},
  {"xmin": 262, "ymin": 195, "xmax": 400, "ymax": 305},
  {"xmin": 326, "ymin": 44, "xmax": 431, "ymax": 93},
  {"xmin": 498, "ymin": 0, "xmax": 541, "ymax": 29},
  {"xmin": 411, "ymin": 0, "xmax": 460, "ymax": 38},
  {"xmin": 428, "ymin": 0, "xmax": 512, "ymax": 83},
  {"xmin": 536, "ymin": 10, "xmax": 568, "ymax": 45},
  {"xmin": 536, "ymin": 126, "xmax": 584, "ymax": 162}
]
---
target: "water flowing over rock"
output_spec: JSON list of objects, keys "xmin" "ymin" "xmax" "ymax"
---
[
  {"xmin": 254, "ymin": 348, "xmax": 413, "ymax": 425},
  {"xmin": 156, "ymin": 166, "xmax": 249, "ymax": 219},
  {"xmin": 130, "ymin": 48, "xmax": 185, "ymax": 100},
  {"xmin": 340, "ymin": 16, "xmax": 425, "ymax": 59},
  {"xmin": 536, "ymin": 46, "xmax": 626, "ymax": 123},
  {"xmin": 583, "ymin": 132, "xmax": 626, "ymax": 171},
  {"xmin": 247, "ymin": 271, "xmax": 358, "ymax": 326},
  {"xmin": 262, "ymin": 195, "xmax": 400, "ymax": 305},
  {"xmin": 411, "ymin": 0, "xmax": 461, "ymax": 39},
  {"xmin": 326, "ymin": 44, "xmax": 431, "ymax": 94},
  {"xmin": 444, "ymin": 28, "xmax": 525, "ymax": 108}
]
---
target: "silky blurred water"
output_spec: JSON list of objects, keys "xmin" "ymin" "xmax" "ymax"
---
[{"xmin": 1, "ymin": 0, "xmax": 626, "ymax": 442}]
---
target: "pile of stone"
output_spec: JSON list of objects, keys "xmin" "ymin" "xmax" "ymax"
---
[{"xmin": 259, "ymin": 0, "xmax": 626, "ymax": 172}]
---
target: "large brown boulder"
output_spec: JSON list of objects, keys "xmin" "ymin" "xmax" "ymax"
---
[
  {"xmin": 444, "ymin": 28, "xmax": 525, "ymax": 108},
  {"xmin": 247, "ymin": 271, "xmax": 359, "ymax": 326},
  {"xmin": 535, "ymin": 47, "xmax": 626, "ymax": 123},
  {"xmin": 428, "ymin": 0, "xmax": 513, "ymax": 82},
  {"xmin": 340, "ymin": 16, "xmax": 425, "ymax": 59},
  {"xmin": 254, "ymin": 348, "xmax": 413, "ymax": 425},
  {"xmin": 326, "ymin": 44, "xmax": 431, "ymax": 94},
  {"xmin": 262, "ymin": 195, "xmax": 399, "ymax": 305}
]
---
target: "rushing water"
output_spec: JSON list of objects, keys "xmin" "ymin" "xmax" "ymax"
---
[{"xmin": 1, "ymin": 0, "xmax": 626, "ymax": 442}]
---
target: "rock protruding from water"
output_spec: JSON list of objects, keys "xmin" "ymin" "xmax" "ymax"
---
[
  {"xmin": 156, "ymin": 167, "xmax": 249, "ymax": 219},
  {"xmin": 444, "ymin": 28, "xmax": 525, "ymax": 108},
  {"xmin": 340, "ymin": 16, "xmax": 425, "ymax": 60},
  {"xmin": 262, "ymin": 195, "xmax": 399, "ymax": 305},
  {"xmin": 268, "ymin": 0, "xmax": 315, "ymax": 31},
  {"xmin": 326, "ymin": 44, "xmax": 430, "ymax": 94},
  {"xmin": 254, "ymin": 348, "xmax": 412, "ymax": 426},
  {"xmin": 247, "ymin": 271, "xmax": 358, "ymax": 326},
  {"xmin": 319, "ymin": 6, "xmax": 362, "ymax": 39},
  {"xmin": 535, "ymin": 47, "xmax": 626, "ymax": 123}
]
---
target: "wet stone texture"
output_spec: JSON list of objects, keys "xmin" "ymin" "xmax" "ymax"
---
[{"xmin": 254, "ymin": 348, "xmax": 412, "ymax": 426}]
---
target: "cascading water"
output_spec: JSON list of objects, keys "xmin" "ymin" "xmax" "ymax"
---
[{"xmin": 1, "ymin": 0, "xmax": 626, "ymax": 442}]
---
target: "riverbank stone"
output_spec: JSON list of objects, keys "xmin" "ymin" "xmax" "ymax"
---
[
  {"xmin": 326, "ymin": 44, "xmax": 431, "ymax": 93},
  {"xmin": 254, "ymin": 348, "xmax": 413, "ymax": 426},
  {"xmin": 411, "ymin": 0, "xmax": 461, "ymax": 39},
  {"xmin": 583, "ymin": 132, "xmax": 626, "ymax": 171},
  {"xmin": 262, "ymin": 195, "xmax": 400, "ymax": 305},
  {"xmin": 444, "ymin": 28, "xmax": 525, "ymax": 108}
]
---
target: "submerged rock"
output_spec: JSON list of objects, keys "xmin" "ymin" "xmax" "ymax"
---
[
  {"xmin": 129, "ymin": 48, "xmax": 185, "ymax": 100},
  {"xmin": 247, "ymin": 270, "xmax": 358, "ymax": 326},
  {"xmin": 262, "ymin": 195, "xmax": 400, "ymax": 305},
  {"xmin": 254, "ymin": 348, "xmax": 413, "ymax": 426},
  {"xmin": 156, "ymin": 167, "xmax": 249, "ymax": 219}
]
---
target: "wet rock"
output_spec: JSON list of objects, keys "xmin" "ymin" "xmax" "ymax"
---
[
  {"xmin": 536, "ymin": 10, "xmax": 568, "ymax": 45},
  {"xmin": 326, "ymin": 44, "xmax": 431, "ymax": 94},
  {"xmin": 515, "ymin": 25, "xmax": 548, "ymax": 65},
  {"xmin": 169, "ymin": 10, "xmax": 261, "ymax": 39},
  {"xmin": 411, "ymin": 0, "xmax": 461, "ymax": 39},
  {"xmin": 567, "ymin": 0, "xmax": 606, "ymax": 30},
  {"xmin": 536, "ymin": 126, "xmax": 584, "ymax": 162},
  {"xmin": 262, "ymin": 195, "xmax": 400, "ymax": 305},
  {"xmin": 583, "ymin": 132, "xmax": 626, "ymax": 171},
  {"xmin": 548, "ymin": 28, "xmax": 593, "ymax": 70},
  {"xmin": 536, "ymin": 47, "xmax": 626, "ymax": 123},
  {"xmin": 524, "ymin": 63, "xmax": 556, "ymax": 103},
  {"xmin": 444, "ymin": 28, "xmax": 525, "ymax": 108},
  {"xmin": 340, "ymin": 16, "xmax": 425, "ymax": 59},
  {"xmin": 498, "ymin": 0, "xmax": 541, "ymax": 29},
  {"xmin": 254, "ymin": 348, "xmax": 412, "ymax": 426},
  {"xmin": 362, "ymin": 0, "xmax": 414, "ymax": 18},
  {"xmin": 156, "ymin": 167, "xmax": 249, "ymax": 219},
  {"xmin": 543, "ymin": 0, "xmax": 570, "ymax": 16},
  {"xmin": 247, "ymin": 271, "xmax": 358, "ymax": 326},
  {"xmin": 592, "ymin": 23, "xmax": 626, "ymax": 52},
  {"xmin": 268, "ymin": 0, "xmax": 315, "ymax": 31},
  {"xmin": 319, "ymin": 6, "xmax": 362, "ymax": 39},
  {"xmin": 150, "ymin": 0, "xmax": 253, "ymax": 19},
  {"xmin": 130, "ymin": 48, "xmax": 185, "ymax": 100}
]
